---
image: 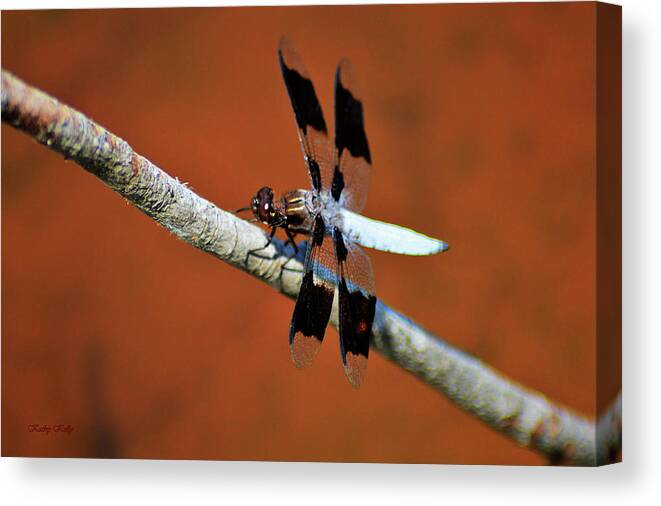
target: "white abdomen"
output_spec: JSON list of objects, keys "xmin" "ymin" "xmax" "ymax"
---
[{"xmin": 339, "ymin": 208, "xmax": 449, "ymax": 256}]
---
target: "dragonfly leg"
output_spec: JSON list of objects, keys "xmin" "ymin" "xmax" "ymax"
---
[
  {"xmin": 277, "ymin": 231, "xmax": 305, "ymax": 286},
  {"xmin": 284, "ymin": 229, "xmax": 300, "ymax": 255},
  {"xmin": 244, "ymin": 227, "xmax": 278, "ymax": 265}
]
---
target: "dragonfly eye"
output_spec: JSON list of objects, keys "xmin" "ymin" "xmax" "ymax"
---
[{"xmin": 255, "ymin": 186, "xmax": 274, "ymax": 223}]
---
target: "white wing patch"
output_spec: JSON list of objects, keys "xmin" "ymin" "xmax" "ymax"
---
[{"xmin": 339, "ymin": 208, "xmax": 449, "ymax": 256}]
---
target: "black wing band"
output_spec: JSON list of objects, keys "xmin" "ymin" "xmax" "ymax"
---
[
  {"xmin": 278, "ymin": 37, "xmax": 332, "ymax": 192},
  {"xmin": 289, "ymin": 215, "xmax": 336, "ymax": 369},
  {"xmin": 332, "ymin": 59, "xmax": 372, "ymax": 212},
  {"xmin": 334, "ymin": 228, "xmax": 376, "ymax": 388},
  {"xmin": 279, "ymin": 51, "xmax": 327, "ymax": 135},
  {"xmin": 334, "ymin": 61, "xmax": 371, "ymax": 164}
]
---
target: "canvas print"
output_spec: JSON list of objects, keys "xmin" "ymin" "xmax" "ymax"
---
[{"xmin": 1, "ymin": 2, "xmax": 621, "ymax": 465}]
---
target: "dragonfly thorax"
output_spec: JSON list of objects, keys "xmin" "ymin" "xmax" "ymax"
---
[{"xmin": 318, "ymin": 190, "xmax": 343, "ymax": 228}]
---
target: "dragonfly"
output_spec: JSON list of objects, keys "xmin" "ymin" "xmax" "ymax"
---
[{"xmin": 241, "ymin": 37, "xmax": 449, "ymax": 388}]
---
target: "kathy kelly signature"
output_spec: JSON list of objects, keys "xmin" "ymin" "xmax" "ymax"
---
[{"xmin": 27, "ymin": 424, "xmax": 74, "ymax": 436}]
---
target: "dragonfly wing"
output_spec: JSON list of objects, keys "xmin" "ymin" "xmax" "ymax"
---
[
  {"xmin": 278, "ymin": 37, "xmax": 334, "ymax": 192},
  {"xmin": 289, "ymin": 215, "xmax": 337, "ymax": 368},
  {"xmin": 332, "ymin": 58, "xmax": 372, "ymax": 213},
  {"xmin": 333, "ymin": 228, "xmax": 376, "ymax": 388}
]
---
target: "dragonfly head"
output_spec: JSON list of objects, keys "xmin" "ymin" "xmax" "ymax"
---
[{"xmin": 252, "ymin": 186, "xmax": 276, "ymax": 224}]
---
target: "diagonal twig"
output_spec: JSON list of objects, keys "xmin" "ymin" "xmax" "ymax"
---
[{"xmin": 1, "ymin": 70, "xmax": 621, "ymax": 465}]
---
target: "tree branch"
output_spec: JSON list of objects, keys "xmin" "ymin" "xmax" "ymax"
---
[{"xmin": 1, "ymin": 69, "xmax": 621, "ymax": 466}]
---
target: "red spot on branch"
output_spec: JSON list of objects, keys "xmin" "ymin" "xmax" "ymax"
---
[{"xmin": 130, "ymin": 153, "xmax": 141, "ymax": 178}]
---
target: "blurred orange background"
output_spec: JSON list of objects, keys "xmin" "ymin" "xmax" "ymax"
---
[{"xmin": 2, "ymin": 3, "xmax": 617, "ymax": 464}]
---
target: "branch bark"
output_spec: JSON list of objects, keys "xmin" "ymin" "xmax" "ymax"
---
[{"xmin": 1, "ymin": 69, "xmax": 621, "ymax": 466}]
